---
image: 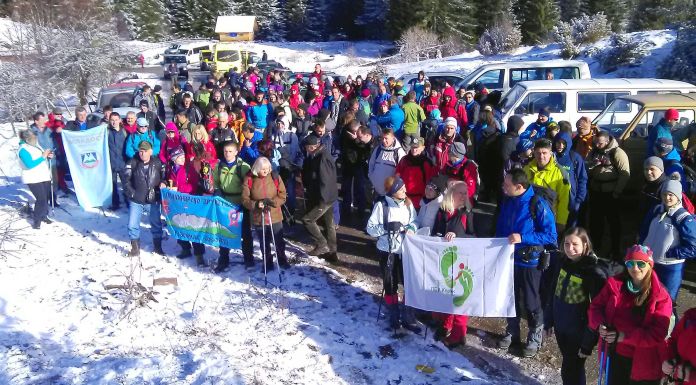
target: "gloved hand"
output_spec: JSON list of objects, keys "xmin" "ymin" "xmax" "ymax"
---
[
  {"xmin": 385, "ymin": 221, "xmax": 402, "ymax": 233},
  {"xmin": 263, "ymin": 198, "xmax": 276, "ymax": 208}
]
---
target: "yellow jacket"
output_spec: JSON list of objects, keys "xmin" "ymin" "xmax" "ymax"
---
[{"xmin": 525, "ymin": 159, "xmax": 571, "ymax": 225}]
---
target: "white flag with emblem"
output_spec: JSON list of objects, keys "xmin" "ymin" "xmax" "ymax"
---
[{"xmin": 62, "ymin": 125, "xmax": 113, "ymax": 209}]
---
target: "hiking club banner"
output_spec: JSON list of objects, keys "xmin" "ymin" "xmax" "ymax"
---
[
  {"xmin": 61, "ymin": 125, "xmax": 113, "ymax": 209},
  {"xmin": 160, "ymin": 189, "xmax": 243, "ymax": 249},
  {"xmin": 402, "ymin": 235, "xmax": 516, "ymax": 317}
]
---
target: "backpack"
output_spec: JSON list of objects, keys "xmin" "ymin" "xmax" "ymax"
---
[
  {"xmin": 593, "ymin": 255, "xmax": 625, "ymax": 280},
  {"xmin": 246, "ymin": 171, "xmax": 280, "ymax": 191},
  {"xmin": 373, "ymin": 146, "xmax": 402, "ymax": 167},
  {"xmin": 359, "ymin": 98, "xmax": 371, "ymax": 116},
  {"xmin": 198, "ymin": 160, "xmax": 214, "ymax": 195},
  {"xmin": 529, "ymin": 184, "xmax": 557, "ymax": 221},
  {"xmin": 378, "ymin": 196, "xmax": 412, "ymax": 232},
  {"xmin": 456, "ymin": 159, "xmax": 480, "ymax": 202}
]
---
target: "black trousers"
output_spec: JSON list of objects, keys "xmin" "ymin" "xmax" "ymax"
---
[
  {"xmin": 556, "ymin": 331, "xmax": 587, "ymax": 385},
  {"xmin": 28, "ymin": 181, "xmax": 50, "ymax": 224},
  {"xmin": 255, "ymin": 221, "xmax": 287, "ymax": 268},
  {"xmin": 608, "ymin": 352, "xmax": 660, "ymax": 385},
  {"xmin": 177, "ymin": 240, "xmax": 205, "ymax": 255},
  {"xmin": 589, "ymin": 190, "xmax": 622, "ymax": 261},
  {"xmin": 111, "ymin": 170, "xmax": 127, "ymax": 207},
  {"xmin": 378, "ymin": 250, "xmax": 403, "ymax": 296}
]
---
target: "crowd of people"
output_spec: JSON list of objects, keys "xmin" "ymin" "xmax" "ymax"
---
[{"xmin": 16, "ymin": 63, "xmax": 696, "ymax": 384}]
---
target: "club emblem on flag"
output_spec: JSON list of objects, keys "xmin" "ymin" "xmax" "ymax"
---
[{"xmin": 80, "ymin": 152, "xmax": 99, "ymax": 168}]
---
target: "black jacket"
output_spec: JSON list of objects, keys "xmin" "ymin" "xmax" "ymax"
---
[
  {"xmin": 432, "ymin": 208, "xmax": 469, "ymax": 238},
  {"xmin": 124, "ymin": 157, "xmax": 165, "ymax": 204},
  {"xmin": 302, "ymin": 145, "xmax": 338, "ymax": 205},
  {"xmin": 65, "ymin": 119, "xmax": 98, "ymax": 131},
  {"xmin": 108, "ymin": 126, "xmax": 128, "ymax": 172},
  {"xmin": 500, "ymin": 131, "xmax": 520, "ymax": 163},
  {"xmin": 209, "ymin": 127, "xmax": 237, "ymax": 159}
]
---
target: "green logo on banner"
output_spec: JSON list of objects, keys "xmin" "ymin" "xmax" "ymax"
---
[{"xmin": 440, "ymin": 246, "xmax": 474, "ymax": 307}]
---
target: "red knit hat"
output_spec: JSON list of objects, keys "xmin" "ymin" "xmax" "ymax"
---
[
  {"xmin": 665, "ymin": 108, "xmax": 679, "ymax": 121},
  {"xmin": 624, "ymin": 244, "xmax": 654, "ymax": 267}
]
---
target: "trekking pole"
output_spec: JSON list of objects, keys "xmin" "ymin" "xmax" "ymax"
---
[
  {"xmin": 267, "ymin": 209, "xmax": 282, "ymax": 283},
  {"xmin": 376, "ymin": 287, "xmax": 385, "ymax": 322},
  {"xmin": 48, "ymin": 157, "xmax": 55, "ymax": 216},
  {"xmin": 261, "ymin": 207, "xmax": 268, "ymax": 286},
  {"xmin": 597, "ymin": 339, "xmax": 605, "ymax": 385}
]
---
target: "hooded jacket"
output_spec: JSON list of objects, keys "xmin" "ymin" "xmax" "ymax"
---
[
  {"xmin": 647, "ymin": 118, "xmax": 674, "ymax": 157},
  {"xmin": 439, "ymin": 87, "xmax": 458, "ymax": 120},
  {"xmin": 366, "ymin": 196, "xmax": 417, "ymax": 254},
  {"xmin": 525, "ymin": 158, "xmax": 572, "ymax": 225},
  {"xmin": 242, "ymin": 173, "xmax": 287, "ymax": 226},
  {"xmin": 588, "ymin": 272, "xmax": 672, "ymax": 381},
  {"xmin": 375, "ymin": 104, "xmax": 405, "ymax": 133},
  {"xmin": 395, "ymin": 153, "xmax": 437, "ymax": 210},
  {"xmin": 368, "ymin": 141, "xmax": 406, "ymax": 196},
  {"xmin": 402, "ymin": 101, "xmax": 426, "ymax": 136},
  {"xmin": 420, "ymin": 94, "xmax": 440, "ymax": 116},
  {"xmin": 166, "ymin": 160, "xmax": 200, "ymax": 195},
  {"xmin": 269, "ymin": 117, "xmax": 301, "ymax": 171},
  {"xmin": 662, "ymin": 308, "xmax": 696, "ymax": 385},
  {"xmin": 520, "ymin": 118, "xmax": 554, "ymax": 145},
  {"xmin": 159, "ymin": 125, "xmax": 188, "ymax": 164},
  {"xmin": 125, "ymin": 129, "xmax": 161, "ymax": 159},
  {"xmin": 586, "ymin": 136, "xmax": 630, "ymax": 195},
  {"xmin": 554, "ymin": 131, "xmax": 588, "ymax": 211},
  {"xmin": 247, "ymin": 99, "xmax": 274, "ymax": 130}
]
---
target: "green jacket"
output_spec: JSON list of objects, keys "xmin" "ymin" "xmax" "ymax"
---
[
  {"xmin": 213, "ymin": 158, "xmax": 251, "ymax": 205},
  {"xmin": 402, "ymin": 101, "xmax": 426, "ymax": 135}
]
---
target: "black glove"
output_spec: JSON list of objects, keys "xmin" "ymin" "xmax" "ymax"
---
[
  {"xmin": 263, "ymin": 198, "xmax": 276, "ymax": 208},
  {"xmin": 385, "ymin": 221, "xmax": 402, "ymax": 233}
]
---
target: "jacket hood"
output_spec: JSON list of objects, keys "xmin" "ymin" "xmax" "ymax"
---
[
  {"xmin": 662, "ymin": 148, "xmax": 681, "ymax": 162},
  {"xmin": 554, "ymin": 131, "xmax": 572, "ymax": 161},
  {"xmin": 442, "ymin": 87, "xmax": 457, "ymax": 108}
]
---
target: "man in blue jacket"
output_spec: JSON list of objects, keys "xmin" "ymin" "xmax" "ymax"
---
[
  {"xmin": 496, "ymin": 168, "xmax": 557, "ymax": 357},
  {"xmin": 125, "ymin": 118, "xmax": 160, "ymax": 159},
  {"xmin": 553, "ymin": 129, "xmax": 588, "ymax": 227},
  {"xmin": 647, "ymin": 108, "xmax": 679, "ymax": 157},
  {"xmin": 247, "ymin": 90, "xmax": 273, "ymax": 132}
]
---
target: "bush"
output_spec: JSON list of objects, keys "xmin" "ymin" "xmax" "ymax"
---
[
  {"xmin": 553, "ymin": 13, "xmax": 612, "ymax": 59},
  {"xmin": 658, "ymin": 23, "xmax": 696, "ymax": 84},
  {"xmin": 478, "ymin": 18, "xmax": 522, "ymax": 56},
  {"xmin": 600, "ymin": 33, "xmax": 654, "ymax": 72},
  {"xmin": 395, "ymin": 26, "xmax": 441, "ymax": 62}
]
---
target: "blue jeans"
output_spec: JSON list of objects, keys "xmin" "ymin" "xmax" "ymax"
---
[
  {"xmin": 128, "ymin": 202, "xmax": 163, "ymax": 240},
  {"xmin": 654, "ymin": 262, "xmax": 684, "ymax": 302}
]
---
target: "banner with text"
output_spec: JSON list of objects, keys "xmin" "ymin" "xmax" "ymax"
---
[
  {"xmin": 61, "ymin": 125, "xmax": 112, "ymax": 209},
  {"xmin": 402, "ymin": 234, "xmax": 516, "ymax": 317},
  {"xmin": 160, "ymin": 189, "xmax": 243, "ymax": 249}
]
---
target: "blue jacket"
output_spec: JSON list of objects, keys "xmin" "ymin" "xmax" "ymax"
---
[
  {"xmin": 29, "ymin": 124, "xmax": 55, "ymax": 153},
  {"xmin": 554, "ymin": 131, "xmax": 588, "ymax": 211},
  {"xmin": 125, "ymin": 130, "xmax": 160, "ymax": 159},
  {"xmin": 239, "ymin": 130, "xmax": 264, "ymax": 165},
  {"xmin": 247, "ymin": 101, "xmax": 273, "ymax": 130},
  {"xmin": 647, "ymin": 119, "xmax": 673, "ymax": 157},
  {"xmin": 496, "ymin": 186, "xmax": 558, "ymax": 267},
  {"xmin": 520, "ymin": 118, "xmax": 554, "ymax": 145},
  {"xmin": 662, "ymin": 149, "xmax": 687, "ymax": 190},
  {"xmin": 108, "ymin": 126, "xmax": 128, "ymax": 171},
  {"xmin": 640, "ymin": 204, "xmax": 696, "ymax": 261}
]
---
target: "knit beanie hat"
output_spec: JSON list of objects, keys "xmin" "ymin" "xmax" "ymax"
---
[
  {"xmin": 665, "ymin": 108, "xmax": 679, "ymax": 121},
  {"xmin": 169, "ymin": 146, "xmax": 185, "ymax": 160},
  {"xmin": 624, "ymin": 244, "xmax": 654, "ymax": 268},
  {"xmin": 444, "ymin": 117, "xmax": 457, "ymax": 128},
  {"xmin": 449, "ymin": 142, "xmax": 467, "ymax": 158},
  {"xmin": 165, "ymin": 122, "xmax": 177, "ymax": 132},
  {"xmin": 387, "ymin": 176, "xmax": 406, "ymax": 196},
  {"xmin": 643, "ymin": 156, "xmax": 664, "ymax": 172},
  {"xmin": 507, "ymin": 115, "xmax": 524, "ymax": 134},
  {"xmin": 655, "ymin": 137, "xmax": 674, "ymax": 155},
  {"xmin": 662, "ymin": 179, "xmax": 683, "ymax": 200},
  {"xmin": 538, "ymin": 107, "xmax": 550, "ymax": 118}
]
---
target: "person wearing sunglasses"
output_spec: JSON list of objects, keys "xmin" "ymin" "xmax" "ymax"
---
[
  {"xmin": 588, "ymin": 245, "xmax": 672, "ymax": 385},
  {"xmin": 639, "ymin": 180, "xmax": 696, "ymax": 304}
]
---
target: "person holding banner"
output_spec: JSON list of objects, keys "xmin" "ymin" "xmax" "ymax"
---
[
  {"xmin": 124, "ymin": 140, "xmax": 165, "ymax": 257},
  {"xmin": 242, "ymin": 156, "xmax": 290, "ymax": 270},
  {"xmin": 107, "ymin": 112, "xmax": 128, "ymax": 211},
  {"xmin": 496, "ymin": 168, "xmax": 557, "ymax": 357},
  {"xmin": 17, "ymin": 129, "xmax": 54, "ymax": 229},
  {"xmin": 430, "ymin": 181, "xmax": 472, "ymax": 347},
  {"xmin": 366, "ymin": 175, "xmax": 420, "ymax": 333},
  {"xmin": 125, "ymin": 118, "xmax": 161, "ymax": 159}
]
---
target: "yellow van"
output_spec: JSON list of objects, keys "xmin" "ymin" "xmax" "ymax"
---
[{"xmin": 211, "ymin": 43, "xmax": 244, "ymax": 74}]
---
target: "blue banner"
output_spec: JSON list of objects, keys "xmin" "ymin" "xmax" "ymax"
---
[
  {"xmin": 160, "ymin": 189, "xmax": 243, "ymax": 249},
  {"xmin": 61, "ymin": 125, "xmax": 113, "ymax": 208}
]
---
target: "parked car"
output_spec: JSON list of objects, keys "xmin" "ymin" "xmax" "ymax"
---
[
  {"xmin": 87, "ymin": 81, "xmax": 146, "ymax": 121},
  {"xmin": 397, "ymin": 71, "xmax": 468, "ymax": 90},
  {"xmin": 255, "ymin": 60, "xmax": 288, "ymax": 72},
  {"xmin": 162, "ymin": 54, "xmax": 189, "ymax": 79}
]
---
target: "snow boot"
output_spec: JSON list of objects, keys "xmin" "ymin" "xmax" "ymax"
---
[
  {"xmin": 522, "ymin": 325, "xmax": 543, "ymax": 357},
  {"xmin": 128, "ymin": 239, "xmax": 140, "ymax": 257},
  {"xmin": 176, "ymin": 247, "xmax": 192, "ymax": 259},
  {"xmin": 385, "ymin": 294, "xmax": 401, "ymax": 330},
  {"xmin": 152, "ymin": 238, "xmax": 165, "ymax": 256},
  {"xmin": 195, "ymin": 253, "xmax": 207, "ymax": 267},
  {"xmin": 214, "ymin": 249, "xmax": 230, "ymax": 273},
  {"xmin": 401, "ymin": 306, "xmax": 422, "ymax": 334}
]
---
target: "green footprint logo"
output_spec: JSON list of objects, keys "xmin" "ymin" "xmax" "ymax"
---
[{"xmin": 439, "ymin": 246, "xmax": 474, "ymax": 307}]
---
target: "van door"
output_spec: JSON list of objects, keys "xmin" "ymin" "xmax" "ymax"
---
[
  {"xmin": 514, "ymin": 91, "xmax": 567, "ymax": 126},
  {"xmin": 474, "ymin": 69, "xmax": 504, "ymax": 91}
]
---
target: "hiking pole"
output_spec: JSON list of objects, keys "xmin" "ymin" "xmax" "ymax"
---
[
  {"xmin": 48, "ymin": 157, "xmax": 55, "ymax": 216},
  {"xmin": 261, "ymin": 207, "xmax": 268, "ymax": 286},
  {"xmin": 267, "ymin": 209, "xmax": 282, "ymax": 283},
  {"xmin": 376, "ymin": 288, "xmax": 385, "ymax": 322},
  {"xmin": 604, "ymin": 353, "xmax": 611, "ymax": 385},
  {"xmin": 597, "ymin": 340, "xmax": 605, "ymax": 385}
]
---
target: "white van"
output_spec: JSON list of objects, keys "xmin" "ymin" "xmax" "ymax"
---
[
  {"xmin": 496, "ymin": 78, "xmax": 696, "ymax": 128},
  {"xmin": 177, "ymin": 42, "xmax": 213, "ymax": 65},
  {"xmin": 458, "ymin": 60, "xmax": 591, "ymax": 93}
]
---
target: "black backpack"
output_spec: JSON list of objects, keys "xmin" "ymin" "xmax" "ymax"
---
[{"xmin": 529, "ymin": 184, "xmax": 557, "ymax": 221}]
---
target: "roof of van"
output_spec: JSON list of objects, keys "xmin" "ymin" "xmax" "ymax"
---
[
  {"xmin": 515, "ymin": 78, "xmax": 696, "ymax": 90},
  {"xmin": 616, "ymin": 93, "xmax": 696, "ymax": 108},
  {"xmin": 476, "ymin": 59, "xmax": 589, "ymax": 69}
]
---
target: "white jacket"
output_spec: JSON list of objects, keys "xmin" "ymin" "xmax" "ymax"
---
[
  {"xmin": 17, "ymin": 142, "xmax": 51, "ymax": 184},
  {"xmin": 368, "ymin": 142, "xmax": 406, "ymax": 195},
  {"xmin": 366, "ymin": 196, "xmax": 417, "ymax": 254},
  {"xmin": 416, "ymin": 195, "xmax": 443, "ymax": 231}
]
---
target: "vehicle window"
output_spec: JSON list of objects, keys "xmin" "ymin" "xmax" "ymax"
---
[
  {"xmin": 201, "ymin": 52, "xmax": 212, "ymax": 60},
  {"xmin": 101, "ymin": 92, "xmax": 133, "ymax": 108},
  {"xmin": 164, "ymin": 56, "xmax": 186, "ymax": 64},
  {"xmin": 577, "ymin": 92, "xmax": 630, "ymax": 112},
  {"xmin": 594, "ymin": 100, "xmax": 643, "ymax": 137},
  {"xmin": 217, "ymin": 50, "xmax": 240, "ymax": 62},
  {"xmin": 515, "ymin": 92, "xmax": 566, "ymax": 114},
  {"xmin": 637, "ymin": 90, "xmax": 683, "ymax": 94},
  {"xmin": 475, "ymin": 70, "xmax": 503, "ymax": 89},
  {"xmin": 499, "ymin": 84, "xmax": 527, "ymax": 115}
]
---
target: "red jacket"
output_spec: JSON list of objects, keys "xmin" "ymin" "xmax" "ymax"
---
[
  {"xmin": 588, "ymin": 272, "xmax": 672, "ymax": 381},
  {"xmin": 428, "ymin": 133, "xmax": 465, "ymax": 173},
  {"xmin": 123, "ymin": 122, "xmax": 138, "ymax": 135},
  {"xmin": 662, "ymin": 308, "xmax": 696, "ymax": 384},
  {"xmin": 420, "ymin": 94, "xmax": 440, "ymax": 116},
  {"xmin": 395, "ymin": 154, "xmax": 437, "ymax": 210},
  {"xmin": 443, "ymin": 158, "xmax": 478, "ymax": 203},
  {"xmin": 166, "ymin": 161, "xmax": 200, "ymax": 195},
  {"xmin": 288, "ymin": 85, "xmax": 303, "ymax": 110},
  {"xmin": 439, "ymin": 87, "xmax": 457, "ymax": 118},
  {"xmin": 187, "ymin": 138, "xmax": 217, "ymax": 163}
]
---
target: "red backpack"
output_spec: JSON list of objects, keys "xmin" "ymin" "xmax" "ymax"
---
[{"xmin": 683, "ymin": 192, "xmax": 695, "ymax": 214}]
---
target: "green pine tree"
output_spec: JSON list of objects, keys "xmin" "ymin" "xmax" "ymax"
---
[
  {"xmin": 473, "ymin": 0, "xmax": 514, "ymax": 37},
  {"xmin": 587, "ymin": 0, "xmax": 628, "ymax": 31},
  {"xmin": 558, "ymin": 0, "xmax": 589, "ymax": 21},
  {"xmin": 114, "ymin": 0, "xmax": 169, "ymax": 41},
  {"xmin": 515, "ymin": 0, "xmax": 559, "ymax": 44},
  {"xmin": 284, "ymin": 0, "xmax": 308, "ymax": 40},
  {"xmin": 629, "ymin": 0, "xmax": 691, "ymax": 31}
]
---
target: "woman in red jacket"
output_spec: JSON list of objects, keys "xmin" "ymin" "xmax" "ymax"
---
[
  {"xmin": 395, "ymin": 136, "xmax": 436, "ymax": 210},
  {"xmin": 188, "ymin": 125, "xmax": 217, "ymax": 162},
  {"xmin": 661, "ymin": 307, "xmax": 696, "ymax": 384},
  {"xmin": 588, "ymin": 245, "xmax": 672, "ymax": 385},
  {"xmin": 420, "ymin": 88, "xmax": 441, "ymax": 116}
]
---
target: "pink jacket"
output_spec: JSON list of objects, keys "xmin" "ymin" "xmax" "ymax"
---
[
  {"xmin": 166, "ymin": 161, "xmax": 200, "ymax": 195},
  {"xmin": 159, "ymin": 125, "xmax": 188, "ymax": 164}
]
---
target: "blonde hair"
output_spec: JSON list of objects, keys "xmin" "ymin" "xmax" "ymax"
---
[
  {"xmin": 251, "ymin": 156, "xmax": 272, "ymax": 176},
  {"xmin": 192, "ymin": 125, "xmax": 209, "ymax": 143},
  {"xmin": 440, "ymin": 181, "xmax": 471, "ymax": 213}
]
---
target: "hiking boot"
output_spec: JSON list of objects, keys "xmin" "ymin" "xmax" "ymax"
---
[
  {"xmin": 128, "ymin": 239, "xmax": 140, "ymax": 257},
  {"xmin": 435, "ymin": 326, "xmax": 452, "ymax": 342},
  {"xmin": 152, "ymin": 238, "xmax": 165, "ymax": 256},
  {"xmin": 307, "ymin": 244, "xmax": 330, "ymax": 256},
  {"xmin": 523, "ymin": 326, "xmax": 543, "ymax": 357},
  {"xmin": 176, "ymin": 248, "xmax": 192, "ymax": 259},
  {"xmin": 195, "ymin": 254, "xmax": 207, "ymax": 267},
  {"xmin": 444, "ymin": 335, "xmax": 467, "ymax": 349},
  {"xmin": 401, "ymin": 306, "xmax": 422, "ymax": 334},
  {"xmin": 31, "ymin": 220, "xmax": 41, "ymax": 229},
  {"xmin": 42, "ymin": 217, "xmax": 53, "ymax": 224},
  {"xmin": 497, "ymin": 333, "xmax": 521, "ymax": 350},
  {"xmin": 320, "ymin": 252, "xmax": 339, "ymax": 264},
  {"xmin": 522, "ymin": 343, "xmax": 539, "ymax": 357},
  {"xmin": 214, "ymin": 253, "xmax": 230, "ymax": 273}
]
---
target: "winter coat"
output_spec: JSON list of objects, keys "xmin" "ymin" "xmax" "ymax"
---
[
  {"xmin": 500, "ymin": 131, "xmax": 520, "ymax": 163},
  {"xmin": 175, "ymin": 120, "xmax": 196, "ymax": 143},
  {"xmin": 187, "ymin": 137, "xmax": 217, "ymax": 163},
  {"xmin": 183, "ymin": 104, "xmax": 203, "ymax": 125},
  {"xmin": 292, "ymin": 115, "xmax": 313, "ymax": 139},
  {"xmin": 125, "ymin": 130, "xmax": 161, "ymax": 159},
  {"xmin": 159, "ymin": 126, "xmax": 188, "ymax": 164},
  {"xmin": 395, "ymin": 154, "xmax": 437, "ymax": 210},
  {"xmin": 420, "ymin": 95, "xmax": 440, "ymax": 116},
  {"xmin": 368, "ymin": 141, "xmax": 407, "ymax": 196},
  {"xmin": 30, "ymin": 124, "xmax": 55, "ymax": 153},
  {"xmin": 554, "ymin": 131, "xmax": 588, "ymax": 212},
  {"xmin": 247, "ymin": 100, "xmax": 274, "ymax": 130},
  {"xmin": 525, "ymin": 158, "xmax": 571, "ymax": 225},
  {"xmin": 341, "ymin": 130, "xmax": 374, "ymax": 173},
  {"xmin": 288, "ymin": 85, "xmax": 304, "ymax": 110},
  {"xmin": 213, "ymin": 157, "xmax": 251, "ymax": 205},
  {"xmin": 408, "ymin": 78, "xmax": 426, "ymax": 101},
  {"xmin": 647, "ymin": 119, "xmax": 674, "ymax": 157},
  {"xmin": 374, "ymin": 105, "xmax": 405, "ymax": 133},
  {"xmin": 662, "ymin": 308, "xmax": 696, "ymax": 385},
  {"xmin": 402, "ymin": 101, "xmax": 426, "ymax": 136},
  {"xmin": 416, "ymin": 195, "xmax": 443, "ymax": 230},
  {"xmin": 495, "ymin": 186, "xmax": 558, "ymax": 267},
  {"xmin": 239, "ymin": 130, "xmax": 264, "ymax": 165},
  {"xmin": 366, "ymin": 196, "xmax": 417, "ymax": 254},
  {"xmin": 269, "ymin": 125, "xmax": 301, "ymax": 171},
  {"xmin": 640, "ymin": 203, "xmax": 696, "ymax": 264},
  {"xmin": 137, "ymin": 111, "xmax": 157, "ymax": 132},
  {"xmin": 431, "ymin": 207, "xmax": 468, "ymax": 238},
  {"xmin": 124, "ymin": 156, "xmax": 165, "ymax": 204},
  {"xmin": 428, "ymin": 133, "xmax": 466, "ymax": 173},
  {"xmin": 17, "ymin": 141, "xmax": 51, "ymax": 185},
  {"xmin": 134, "ymin": 93, "xmax": 156, "ymax": 114},
  {"xmin": 464, "ymin": 100, "xmax": 479, "ymax": 130},
  {"xmin": 242, "ymin": 173, "xmax": 287, "ymax": 226},
  {"xmin": 123, "ymin": 122, "xmax": 138, "ymax": 135},
  {"xmin": 65, "ymin": 119, "xmax": 97, "ymax": 132},
  {"xmin": 588, "ymin": 272, "xmax": 672, "ymax": 381},
  {"xmin": 372, "ymin": 92, "xmax": 391, "ymax": 115},
  {"xmin": 108, "ymin": 126, "xmax": 128, "ymax": 172},
  {"xmin": 209, "ymin": 127, "xmax": 237, "ymax": 159},
  {"xmin": 324, "ymin": 95, "xmax": 349, "ymax": 120},
  {"xmin": 642, "ymin": 174, "xmax": 668, "ymax": 215},
  {"xmin": 662, "ymin": 149, "xmax": 687, "ymax": 190},
  {"xmin": 571, "ymin": 125, "xmax": 599, "ymax": 159},
  {"xmin": 302, "ymin": 145, "xmax": 338, "ymax": 205},
  {"xmin": 586, "ymin": 136, "xmax": 630, "ymax": 195},
  {"xmin": 443, "ymin": 158, "xmax": 479, "ymax": 203},
  {"xmin": 166, "ymin": 161, "xmax": 200, "ymax": 195},
  {"xmin": 520, "ymin": 118, "xmax": 554, "ymax": 146}
]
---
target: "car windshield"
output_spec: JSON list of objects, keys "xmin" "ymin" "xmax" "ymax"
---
[
  {"xmin": 164, "ymin": 56, "xmax": 186, "ymax": 64},
  {"xmin": 201, "ymin": 52, "xmax": 212, "ymax": 60},
  {"xmin": 217, "ymin": 50, "xmax": 240, "ymax": 62},
  {"xmin": 100, "ymin": 92, "xmax": 134, "ymax": 108},
  {"xmin": 499, "ymin": 84, "xmax": 527, "ymax": 114},
  {"xmin": 593, "ymin": 98, "xmax": 641, "ymax": 137}
]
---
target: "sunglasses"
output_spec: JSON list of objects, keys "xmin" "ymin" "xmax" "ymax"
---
[{"xmin": 625, "ymin": 260, "xmax": 649, "ymax": 269}]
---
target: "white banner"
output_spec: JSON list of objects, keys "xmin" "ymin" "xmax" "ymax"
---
[
  {"xmin": 402, "ymin": 234, "xmax": 516, "ymax": 317},
  {"xmin": 62, "ymin": 125, "xmax": 112, "ymax": 209}
]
